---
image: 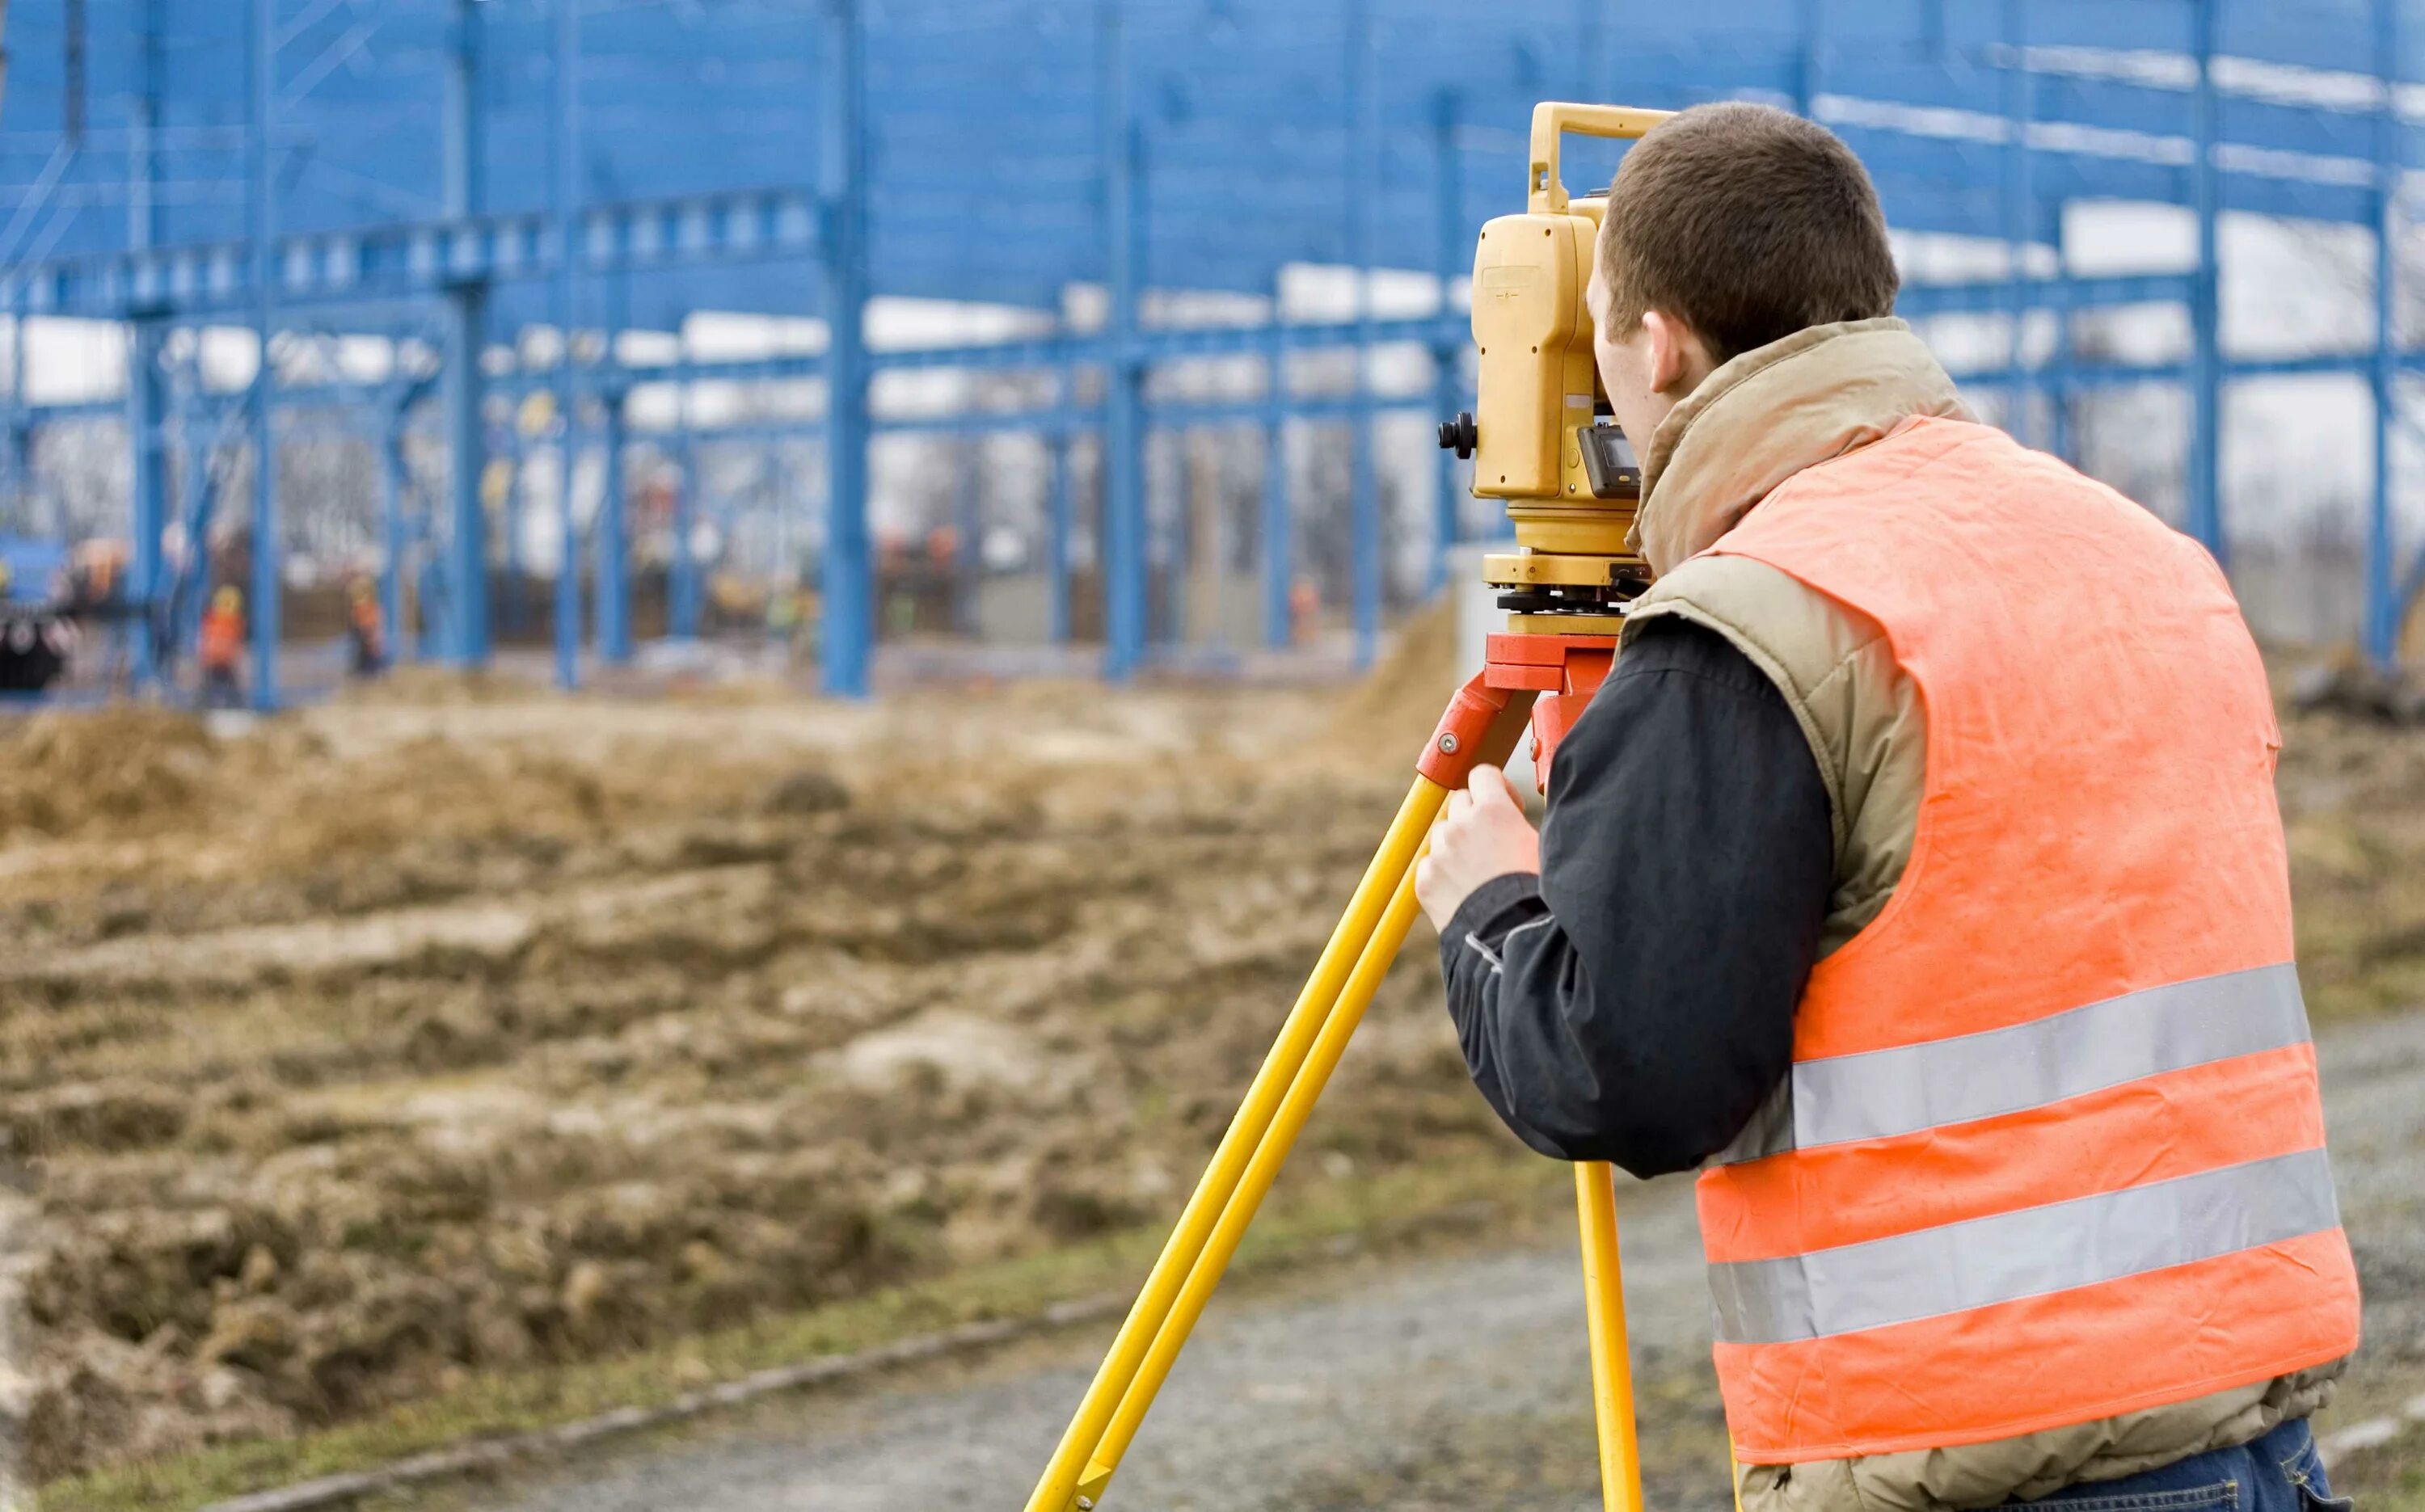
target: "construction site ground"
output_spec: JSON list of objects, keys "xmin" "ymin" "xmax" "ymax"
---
[{"xmin": 4, "ymin": 614, "xmax": 2423, "ymax": 1511}]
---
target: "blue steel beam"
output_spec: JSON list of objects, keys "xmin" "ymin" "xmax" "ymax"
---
[
  {"xmin": 2, "ymin": 187, "xmax": 826, "ymax": 322},
  {"xmin": 323, "ymin": 345, "xmax": 2425, "ymax": 461}
]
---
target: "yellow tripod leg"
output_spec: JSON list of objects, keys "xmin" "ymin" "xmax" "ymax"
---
[
  {"xmin": 1078, "ymin": 846, "xmax": 1432, "ymax": 1497},
  {"xmin": 1020, "ymin": 776, "xmax": 1446, "ymax": 1512},
  {"xmin": 1577, "ymin": 1160, "xmax": 1645, "ymax": 1512}
]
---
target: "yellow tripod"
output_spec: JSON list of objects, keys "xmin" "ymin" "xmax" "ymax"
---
[{"xmin": 1023, "ymin": 102, "xmax": 1670, "ymax": 1512}]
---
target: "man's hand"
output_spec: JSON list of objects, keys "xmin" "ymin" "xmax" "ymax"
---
[{"xmin": 1415, "ymin": 765, "xmax": 1541, "ymax": 932}]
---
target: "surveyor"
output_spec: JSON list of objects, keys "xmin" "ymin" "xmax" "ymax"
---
[
  {"xmin": 199, "ymin": 584, "xmax": 246, "ymax": 707},
  {"xmin": 1414, "ymin": 103, "xmax": 2360, "ymax": 1512}
]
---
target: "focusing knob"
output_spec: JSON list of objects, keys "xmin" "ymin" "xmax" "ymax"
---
[{"xmin": 1437, "ymin": 411, "xmax": 1478, "ymax": 459}]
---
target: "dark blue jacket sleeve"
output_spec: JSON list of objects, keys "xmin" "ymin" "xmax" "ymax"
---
[{"xmin": 1436, "ymin": 615, "xmax": 1832, "ymax": 1178}]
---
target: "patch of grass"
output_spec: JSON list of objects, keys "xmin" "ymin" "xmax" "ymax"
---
[
  {"xmin": 37, "ymin": 1149, "xmax": 1566, "ymax": 1512},
  {"xmin": 2325, "ymin": 1413, "xmax": 2425, "ymax": 1512}
]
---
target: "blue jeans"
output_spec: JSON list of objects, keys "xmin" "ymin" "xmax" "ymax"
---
[{"xmin": 2015, "ymin": 1417, "xmax": 2351, "ymax": 1512}]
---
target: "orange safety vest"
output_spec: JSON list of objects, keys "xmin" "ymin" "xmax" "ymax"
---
[
  {"xmin": 1694, "ymin": 415, "xmax": 2360, "ymax": 1464},
  {"xmin": 352, "ymin": 595, "xmax": 384, "ymax": 653},
  {"xmin": 199, "ymin": 607, "xmax": 244, "ymax": 670}
]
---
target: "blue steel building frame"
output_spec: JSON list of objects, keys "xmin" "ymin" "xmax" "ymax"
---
[{"xmin": 2, "ymin": 0, "xmax": 2423, "ymax": 703}]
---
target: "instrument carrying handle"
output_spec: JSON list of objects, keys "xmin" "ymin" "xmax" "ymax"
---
[{"xmin": 1528, "ymin": 102, "xmax": 1673, "ymax": 213}]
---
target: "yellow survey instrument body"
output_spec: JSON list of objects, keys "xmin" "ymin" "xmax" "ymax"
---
[
  {"xmin": 1456, "ymin": 103, "xmax": 1668, "ymax": 630},
  {"xmin": 1023, "ymin": 103, "xmax": 1673, "ymax": 1512}
]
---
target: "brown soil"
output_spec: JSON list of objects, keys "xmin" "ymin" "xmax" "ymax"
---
[
  {"xmin": 1, "ymin": 641, "xmax": 2418, "ymax": 1488},
  {"xmin": 0, "ymin": 670, "xmax": 1501, "ymax": 1485}
]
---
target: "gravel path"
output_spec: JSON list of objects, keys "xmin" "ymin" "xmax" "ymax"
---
[{"xmin": 460, "ymin": 1007, "xmax": 2425, "ymax": 1512}]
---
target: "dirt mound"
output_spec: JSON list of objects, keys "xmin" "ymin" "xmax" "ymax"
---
[
  {"xmin": 0, "ymin": 706, "xmax": 221, "ymax": 840},
  {"xmin": 1322, "ymin": 598, "xmax": 1463, "ymax": 765}
]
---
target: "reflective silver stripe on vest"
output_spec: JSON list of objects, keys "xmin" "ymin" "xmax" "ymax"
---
[
  {"xmin": 1718, "ymin": 962, "xmax": 2311, "ymax": 1164},
  {"xmin": 1708, "ymin": 1146, "xmax": 2341, "ymax": 1345}
]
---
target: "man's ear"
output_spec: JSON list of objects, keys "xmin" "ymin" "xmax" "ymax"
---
[{"xmin": 1639, "ymin": 309, "xmax": 1706, "ymax": 396}]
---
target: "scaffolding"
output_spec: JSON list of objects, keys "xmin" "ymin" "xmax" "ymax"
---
[{"xmin": 0, "ymin": 0, "xmax": 2419, "ymax": 705}]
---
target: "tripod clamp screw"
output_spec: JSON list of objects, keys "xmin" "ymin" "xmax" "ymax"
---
[{"xmin": 1436, "ymin": 732, "xmax": 1461, "ymax": 755}]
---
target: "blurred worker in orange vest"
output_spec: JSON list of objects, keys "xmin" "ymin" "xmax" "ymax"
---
[
  {"xmin": 1287, "ymin": 575, "xmax": 1319, "ymax": 648},
  {"xmin": 199, "ymin": 585, "xmax": 245, "ymax": 708},
  {"xmin": 347, "ymin": 576, "xmax": 387, "ymax": 678},
  {"xmin": 1415, "ymin": 104, "xmax": 2356, "ymax": 1512}
]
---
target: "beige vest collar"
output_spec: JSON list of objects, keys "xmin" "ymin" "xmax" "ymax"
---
[{"xmin": 1629, "ymin": 318, "xmax": 1973, "ymax": 575}]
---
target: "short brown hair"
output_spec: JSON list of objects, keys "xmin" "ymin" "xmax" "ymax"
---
[{"xmin": 1597, "ymin": 102, "xmax": 1899, "ymax": 365}]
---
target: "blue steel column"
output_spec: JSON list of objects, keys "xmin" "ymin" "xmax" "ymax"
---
[
  {"xmin": 127, "ymin": 0, "xmax": 167, "ymax": 687},
  {"xmin": 820, "ymin": 0, "xmax": 874, "ymax": 695},
  {"xmin": 672, "ymin": 376, "xmax": 699, "ymax": 640},
  {"xmin": 444, "ymin": 292, "xmax": 489, "ymax": 663},
  {"xmin": 2367, "ymin": 0, "xmax": 2402, "ymax": 665},
  {"xmin": 1048, "ymin": 364, "xmax": 1073, "ymax": 644},
  {"xmin": 2001, "ymin": 0, "xmax": 2033, "ymax": 448},
  {"xmin": 1430, "ymin": 88, "xmax": 1462, "ymax": 599},
  {"xmin": 1101, "ymin": 2, "xmax": 1147, "ymax": 681},
  {"xmin": 381, "ymin": 418, "xmax": 407, "ymax": 663},
  {"xmin": 131, "ymin": 0, "xmax": 165, "ymax": 251},
  {"xmin": 444, "ymin": 0, "xmax": 491, "ymax": 665},
  {"xmin": 1346, "ymin": 0, "xmax": 1379, "ymax": 668},
  {"xmin": 552, "ymin": 0, "xmax": 582, "ymax": 688},
  {"xmin": 597, "ymin": 386, "xmax": 632, "ymax": 662},
  {"xmin": 501, "ymin": 422, "xmax": 524, "ymax": 628},
  {"xmin": 247, "ymin": 0, "xmax": 280, "ymax": 709},
  {"xmin": 2187, "ymin": 0, "xmax": 2225, "ymax": 559},
  {"xmin": 129, "ymin": 322, "xmax": 166, "ymax": 685},
  {"xmin": 1262, "ymin": 284, "xmax": 1292, "ymax": 650}
]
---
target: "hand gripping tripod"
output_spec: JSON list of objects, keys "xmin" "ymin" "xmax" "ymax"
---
[{"xmin": 1023, "ymin": 103, "xmax": 1674, "ymax": 1512}]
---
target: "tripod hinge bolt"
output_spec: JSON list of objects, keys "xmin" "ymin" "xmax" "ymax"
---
[{"xmin": 1436, "ymin": 732, "xmax": 1461, "ymax": 754}]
